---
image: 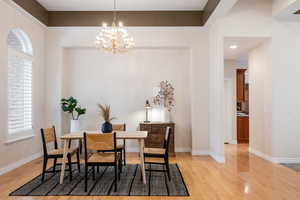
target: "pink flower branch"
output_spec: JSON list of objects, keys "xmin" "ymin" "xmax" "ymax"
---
[{"xmin": 153, "ymin": 80, "xmax": 175, "ymax": 111}]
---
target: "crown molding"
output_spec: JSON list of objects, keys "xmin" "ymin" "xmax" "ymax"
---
[
  {"xmin": 203, "ymin": 0, "xmax": 221, "ymax": 24},
  {"xmin": 48, "ymin": 11, "xmax": 204, "ymax": 27},
  {"xmin": 11, "ymin": 0, "xmax": 48, "ymax": 25},
  {"xmin": 8, "ymin": 0, "xmax": 222, "ymax": 27}
]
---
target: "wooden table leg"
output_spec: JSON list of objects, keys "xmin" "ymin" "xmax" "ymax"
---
[
  {"xmin": 59, "ymin": 139, "xmax": 69, "ymax": 184},
  {"xmin": 139, "ymin": 139, "xmax": 146, "ymax": 184}
]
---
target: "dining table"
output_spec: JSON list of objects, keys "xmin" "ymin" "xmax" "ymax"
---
[{"xmin": 59, "ymin": 130, "xmax": 148, "ymax": 184}]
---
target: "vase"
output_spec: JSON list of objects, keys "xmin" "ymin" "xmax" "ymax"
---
[
  {"xmin": 101, "ymin": 121, "xmax": 113, "ymax": 133},
  {"xmin": 163, "ymin": 108, "xmax": 172, "ymax": 122},
  {"xmin": 70, "ymin": 120, "xmax": 81, "ymax": 133}
]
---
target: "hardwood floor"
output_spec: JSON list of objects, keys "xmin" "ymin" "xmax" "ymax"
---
[{"xmin": 1, "ymin": 144, "xmax": 300, "ymax": 200}]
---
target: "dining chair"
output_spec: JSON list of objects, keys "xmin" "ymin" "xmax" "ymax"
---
[
  {"xmin": 144, "ymin": 126, "xmax": 172, "ymax": 181},
  {"xmin": 84, "ymin": 132, "xmax": 122, "ymax": 192},
  {"xmin": 40, "ymin": 126, "xmax": 80, "ymax": 182}
]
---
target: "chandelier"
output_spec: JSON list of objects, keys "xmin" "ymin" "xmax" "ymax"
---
[{"xmin": 95, "ymin": 0, "xmax": 134, "ymax": 54}]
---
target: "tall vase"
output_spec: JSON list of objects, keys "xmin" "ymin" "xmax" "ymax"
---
[
  {"xmin": 70, "ymin": 120, "xmax": 81, "ymax": 133},
  {"xmin": 163, "ymin": 108, "xmax": 171, "ymax": 122}
]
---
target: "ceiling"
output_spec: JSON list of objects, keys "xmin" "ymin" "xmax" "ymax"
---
[
  {"xmin": 224, "ymin": 37, "xmax": 268, "ymax": 60},
  {"xmin": 273, "ymin": 0, "xmax": 300, "ymax": 21},
  {"xmin": 36, "ymin": 0, "xmax": 209, "ymax": 11}
]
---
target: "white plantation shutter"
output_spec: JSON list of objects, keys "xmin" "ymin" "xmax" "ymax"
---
[{"xmin": 7, "ymin": 29, "xmax": 33, "ymax": 134}]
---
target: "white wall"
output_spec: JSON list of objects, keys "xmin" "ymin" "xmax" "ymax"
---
[
  {"xmin": 224, "ymin": 60, "xmax": 237, "ymax": 144},
  {"xmin": 271, "ymin": 22, "xmax": 300, "ymax": 162},
  {"xmin": 0, "ymin": 1, "xmax": 46, "ymax": 173},
  {"xmin": 62, "ymin": 47, "xmax": 191, "ymax": 151},
  {"xmin": 248, "ymin": 40, "xmax": 273, "ymax": 157},
  {"xmin": 45, "ymin": 27, "xmax": 210, "ymax": 154},
  {"xmin": 209, "ymin": 0, "xmax": 300, "ymax": 163}
]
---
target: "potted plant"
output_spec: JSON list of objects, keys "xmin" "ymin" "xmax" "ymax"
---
[
  {"xmin": 153, "ymin": 80, "xmax": 175, "ymax": 122},
  {"xmin": 97, "ymin": 104, "xmax": 116, "ymax": 133},
  {"xmin": 61, "ymin": 97, "xmax": 86, "ymax": 132}
]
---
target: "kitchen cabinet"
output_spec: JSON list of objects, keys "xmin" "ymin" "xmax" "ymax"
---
[
  {"xmin": 237, "ymin": 69, "xmax": 247, "ymax": 102},
  {"xmin": 237, "ymin": 116, "xmax": 249, "ymax": 144}
]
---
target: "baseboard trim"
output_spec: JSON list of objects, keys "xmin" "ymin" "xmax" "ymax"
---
[
  {"xmin": 176, "ymin": 148, "xmax": 191, "ymax": 153},
  {"xmin": 248, "ymin": 147, "xmax": 273, "ymax": 162},
  {"xmin": 209, "ymin": 152, "xmax": 225, "ymax": 163},
  {"xmin": 272, "ymin": 157, "xmax": 300, "ymax": 164},
  {"xmin": 191, "ymin": 150, "xmax": 225, "ymax": 163},
  {"xmin": 191, "ymin": 150, "xmax": 210, "ymax": 155},
  {"xmin": 127, "ymin": 147, "xmax": 193, "ymax": 153},
  {"xmin": 229, "ymin": 140, "xmax": 237, "ymax": 144},
  {"xmin": 0, "ymin": 152, "xmax": 42, "ymax": 175},
  {"xmin": 248, "ymin": 148, "xmax": 300, "ymax": 164}
]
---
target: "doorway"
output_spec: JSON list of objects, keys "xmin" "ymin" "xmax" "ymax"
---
[{"xmin": 223, "ymin": 37, "xmax": 269, "ymax": 152}]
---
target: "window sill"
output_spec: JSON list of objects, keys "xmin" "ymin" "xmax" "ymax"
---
[{"xmin": 5, "ymin": 134, "xmax": 35, "ymax": 144}]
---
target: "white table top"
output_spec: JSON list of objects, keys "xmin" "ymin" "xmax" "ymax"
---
[{"xmin": 60, "ymin": 131, "xmax": 148, "ymax": 140}]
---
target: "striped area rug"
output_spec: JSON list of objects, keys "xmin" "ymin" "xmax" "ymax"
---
[{"xmin": 10, "ymin": 164, "xmax": 189, "ymax": 196}]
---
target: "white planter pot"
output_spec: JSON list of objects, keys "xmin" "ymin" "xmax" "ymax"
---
[{"xmin": 70, "ymin": 120, "xmax": 81, "ymax": 133}]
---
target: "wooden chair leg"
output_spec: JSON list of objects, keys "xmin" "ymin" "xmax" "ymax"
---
[
  {"xmin": 53, "ymin": 158, "xmax": 57, "ymax": 173},
  {"xmin": 76, "ymin": 151, "xmax": 81, "ymax": 172},
  {"xmin": 67, "ymin": 155, "xmax": 73, "ymax": 181},
  {"xmin": 164, "ymin": 156, "xmax": 171, "ymax": 181},
  {"xmin": 41, "ymin": 157, "xmax": 48, "ymax": 182},
  {"xmin": 85, "ymin": 165, "xmax": 88, "ymax": 192}
]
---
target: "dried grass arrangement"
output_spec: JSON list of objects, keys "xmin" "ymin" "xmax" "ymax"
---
[{"xmin": 97, "ymin": 104, "xmax": 116, "ymax": 122}]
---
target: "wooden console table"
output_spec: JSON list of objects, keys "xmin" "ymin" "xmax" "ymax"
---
[{"xmin": 139, "ymin": 122, "xmax": 175, "ymax": 156}]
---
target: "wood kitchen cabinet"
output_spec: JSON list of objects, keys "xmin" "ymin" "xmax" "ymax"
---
[
  {"xmin": 237, "ymin": 116, "xmax": 249, "ymax": 144},
  {"xmin": 140, "ymin": 122, "xmax": 175, "ymax": 156},
  {"xmin": 237, "ymin": 69, "xmax": 247, "ymax": 102}
]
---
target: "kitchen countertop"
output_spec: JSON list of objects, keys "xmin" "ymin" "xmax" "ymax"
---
[{"xmin": 237, "ymin": 112, "xmax": 249, "ymax": 117}]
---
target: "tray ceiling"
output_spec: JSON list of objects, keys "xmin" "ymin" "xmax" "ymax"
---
[{"xmin": 36, "ymin": 0, "xmax": 208, "ymax": 11}]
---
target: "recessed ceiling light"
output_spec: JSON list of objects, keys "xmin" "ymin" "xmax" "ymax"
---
[{"xmin": 230, "ymin": 45, "xmax": 238, "ymax": 49}]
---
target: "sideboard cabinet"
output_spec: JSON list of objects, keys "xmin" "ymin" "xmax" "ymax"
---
[{"xmin": 139, "ymin": 122, "xmax": 175, "ymax": 156}]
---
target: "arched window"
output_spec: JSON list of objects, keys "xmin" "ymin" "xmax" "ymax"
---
[{"xmin": 7, "ymin": 29, "xmax": 33, "ymax": 135}]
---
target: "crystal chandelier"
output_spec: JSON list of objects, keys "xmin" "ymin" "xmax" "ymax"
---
[{"xmin": 95, "ymin": 0, "xmax": 134, "ymax": 54}]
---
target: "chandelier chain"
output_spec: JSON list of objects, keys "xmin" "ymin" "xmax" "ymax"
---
[{"xmin": 113, "ymin": 0, "xmax": 117, "ymax": 22}]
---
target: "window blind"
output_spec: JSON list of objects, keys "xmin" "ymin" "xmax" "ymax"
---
[{"xmin": 7, "ymin": 50, "xmax": 33, "ymax": 134}]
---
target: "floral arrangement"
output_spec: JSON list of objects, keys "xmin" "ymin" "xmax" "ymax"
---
[
  {"xmin": 97, "ymin": 104, "xmax": 116, "ymax": 122},
  {"xmin": 153, "ymin": 80, "xmax": 175, "ymax": 111}
]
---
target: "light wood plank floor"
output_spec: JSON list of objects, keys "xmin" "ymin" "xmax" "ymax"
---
[{"xmin": 1, "ymin": 144, "xmax": 300, "ymax": 200}]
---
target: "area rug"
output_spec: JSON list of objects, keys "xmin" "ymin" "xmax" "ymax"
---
[
  {"xmin": 281, "ymin": 163, "xmax": 300, "ymax": 173},
  {"xmin": 10, "ymin": 164, "xmax": 189, "ymax": 196}
]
